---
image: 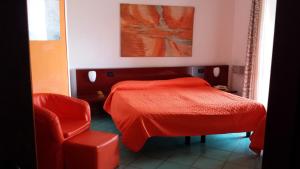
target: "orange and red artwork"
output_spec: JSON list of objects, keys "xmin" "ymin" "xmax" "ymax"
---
[{"xmin": 121, "ymin": 4, "xmax": 195, "ymax": 57}]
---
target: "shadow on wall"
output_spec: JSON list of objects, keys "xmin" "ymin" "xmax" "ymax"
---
[{"xmin": 70, "ymin": 69, "xmax": 77, "ymax": 97}]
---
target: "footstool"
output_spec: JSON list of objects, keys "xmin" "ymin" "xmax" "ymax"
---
[{"xmin": 64, "ymin": 130, "xmax": 119, "ymax": 169}]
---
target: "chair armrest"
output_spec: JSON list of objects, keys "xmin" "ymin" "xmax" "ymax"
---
[
  {"xmin": 34, "ymin": 105, "xmax": 64, "ymax": 144},
  {"xmin": 34, "ymin": 105, "xmax": 65, "ymax": 169}
]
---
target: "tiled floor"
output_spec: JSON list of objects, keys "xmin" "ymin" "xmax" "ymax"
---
[{"xmin": 91, "ymin": 112, "xmax": 262, "ymax": 169}]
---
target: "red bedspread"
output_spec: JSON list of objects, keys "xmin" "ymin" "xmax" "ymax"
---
[{"xmin": 103, "ymin": 77, "xmax": 266, "ymax": 152}]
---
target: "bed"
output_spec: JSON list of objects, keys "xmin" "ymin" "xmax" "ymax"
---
[
  {"xmin": 76, "ymin": 66, "xmax": 266, "ymax": 153},
  {"xmin": 103, "ymin": 77, "xmax": 266, "ymax": 152}
]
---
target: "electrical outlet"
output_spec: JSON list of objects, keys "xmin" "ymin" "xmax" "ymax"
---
[
  {"xmin": 198, "ymin": 68, "xmax": 204, "ymax": 73},
  {"xmin": 106, "ymin": 71, "xmax": 114, "ymax": 77}
]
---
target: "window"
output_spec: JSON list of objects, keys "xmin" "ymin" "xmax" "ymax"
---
[{"xmin": 27, "ymin": 0, "xmax": 60, "ymax": 40}]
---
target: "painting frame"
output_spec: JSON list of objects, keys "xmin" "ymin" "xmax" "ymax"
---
[{"xmin": 120, "ymin": 3, "xmax": 195, "ymax": 57}]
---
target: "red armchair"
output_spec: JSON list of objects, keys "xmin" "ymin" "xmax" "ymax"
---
[{"xmin": 33, "ymin": 93, "xmax": 91, "ymax": 169}]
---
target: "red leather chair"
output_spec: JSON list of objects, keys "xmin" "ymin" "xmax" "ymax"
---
[{"xmin": 33, "ymin": 93, "xmax": 91, "ymax": 169}]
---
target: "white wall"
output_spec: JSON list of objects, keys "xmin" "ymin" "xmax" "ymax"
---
[
  {"xmin": 66, "ymin": 0, "xmax": 250, "ymax": 96},
  {"xmin": 67, "ymin": 0, "xmax": 235, "ymax": 68},
  {"xmin": 230, "ymin": 0, "xmax": 252, "ymax": 66},
  {"xmin": 229, "ymin": 0, "xmax": 252, "ymax": 96}
]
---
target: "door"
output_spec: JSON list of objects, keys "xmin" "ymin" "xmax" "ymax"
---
[
  {"xmin": 0, "ymin": 1, "xmax": 37, "ymax": 169},
  {"xmin": 262, "ymin": 1, "xmax": 299, "ymax": 169}
]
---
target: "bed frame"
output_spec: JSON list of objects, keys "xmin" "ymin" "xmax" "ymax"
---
[
  {"xmin": 76, "ymin": 65, "xmax": 229, "ymax": 96},
  {"xmin": 76, "ymin": 65, "xmax": 235, "ymax": 145}
]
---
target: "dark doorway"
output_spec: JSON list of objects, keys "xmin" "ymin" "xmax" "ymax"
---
[
  {"xmin": 262, "ymin": 1, "xmax": 299, "ymax": 169},
  {"xmin": 0, "ymin": 1, "xmax": 37, "ymax": 169}
]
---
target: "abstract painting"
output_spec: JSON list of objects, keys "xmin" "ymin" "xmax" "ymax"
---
[{"xmin": 121, "ymin": 4, "xmax": 195, "ymax": 57}]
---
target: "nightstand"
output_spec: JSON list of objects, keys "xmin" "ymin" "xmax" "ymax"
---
[{"xmin": 77, "ymin": 91, "xmax": 107, "ymax": 113}]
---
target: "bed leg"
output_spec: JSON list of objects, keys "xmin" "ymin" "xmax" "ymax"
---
[
  {"xmin": 201, "ymin": 135, "xmax": 206, "ymax": 143},
  {"xmin": 185, "ymin": 136, "xmax": 191, "ymax": 145},
  {"xmin": 246, "ymin": 132, "xmax": 251, "ymax": 137}
]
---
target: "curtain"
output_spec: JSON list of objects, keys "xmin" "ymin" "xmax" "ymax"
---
[{"xmin": 242, "ymin": 0, "xmax": 263, "ymax": 99}]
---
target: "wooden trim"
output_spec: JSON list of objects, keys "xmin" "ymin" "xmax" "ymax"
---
[{"xmin": 76, "ymin": 65, "xmax": 229, "ymax": 103}]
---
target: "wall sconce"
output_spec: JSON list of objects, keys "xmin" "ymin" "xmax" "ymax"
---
[
  {"xmin": 88, "ymin": 71, "xmax": 97, "ymax": 83},
  {"xmin": 213, "ymin": 67, "xmax": 220, "ymax": 78}
]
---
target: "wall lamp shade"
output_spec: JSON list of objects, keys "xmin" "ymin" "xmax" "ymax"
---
[
  {"xmin": 88, "ymin": 71, "xmax": 97, "ymax": 83},
  {"xmin": 213, "ymin": 67, "xmax": 220, "ymax": 77}
]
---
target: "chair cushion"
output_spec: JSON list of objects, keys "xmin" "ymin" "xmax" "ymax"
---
[{"xmin": 60, "ymin": 119, "xmax": 90, "ymax": 139}]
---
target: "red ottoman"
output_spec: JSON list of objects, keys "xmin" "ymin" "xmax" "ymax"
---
[{"xmin": 64, "ymin": 130, "xmax": 119, "ymax": 169}]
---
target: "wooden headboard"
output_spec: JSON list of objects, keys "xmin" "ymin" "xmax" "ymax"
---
[{"xmin": 76, "ymin": 65, "xmax": 229, "ymax": 96}]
